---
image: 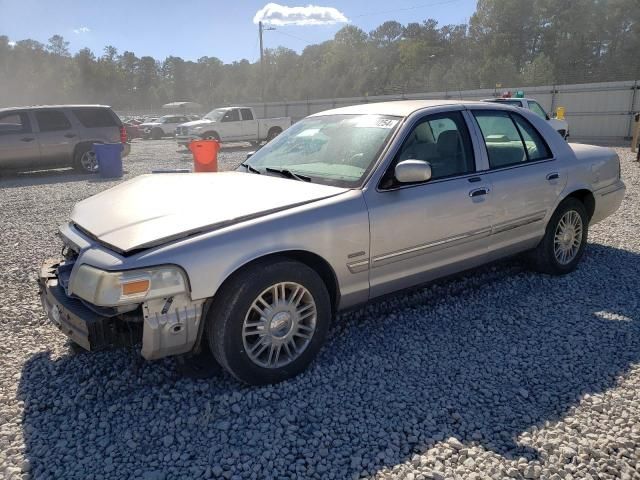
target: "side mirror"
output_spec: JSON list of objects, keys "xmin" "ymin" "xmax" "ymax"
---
[
  {"xmin": 246, "ymin": 151, "xmax": 255, "ymax": 160},
  {"xmin": 550, "ymin": 111, "xmax": 557, "ymax": 119},
  {"xmin": 395, "ymin": 159, "xmax": 432, "ymax": 183}
]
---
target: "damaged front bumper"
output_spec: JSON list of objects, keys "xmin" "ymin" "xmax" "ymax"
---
[{"xmin": 37, "ymin": 258, "xmax": 206, "ymax": 360}]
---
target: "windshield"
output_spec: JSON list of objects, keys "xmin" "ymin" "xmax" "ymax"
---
[
  {"xmin": 242, "ymin": 114, "xmax": 400, "ymax": 188},
  {"xmin": 204, "ymin": 109, "xmax": 228, "ymax": 121}
]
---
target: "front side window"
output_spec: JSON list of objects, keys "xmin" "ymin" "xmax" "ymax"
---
[
  {"xmin": 223, "ymin": 109, "xmax": 241, "ymax": 122},
  {"xmin": 242, "ymin": 114, "xmax": 400, "ymax": 188},
  {"xmin": 528, "ymin": 101, "xmax": 548, "ymax": 119},
  {"xmin": 35, "ymin": 110, "xmax": 71, "ymax": 132},
  {"xmin": 393, "ymin": 111, "xmax": 475, "ymax": 181},
  {"xmin": 0, "ymin": 112, "xmax": 30, "ymax": 134},
  {"xmin": 473, "ymin": 111, "xmax": 552, "ymax": 168}
]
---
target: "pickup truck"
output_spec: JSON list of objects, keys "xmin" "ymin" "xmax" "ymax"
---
[{"xmin": 175, "ymin": 107, "xmax": 291, "ymax": 146}]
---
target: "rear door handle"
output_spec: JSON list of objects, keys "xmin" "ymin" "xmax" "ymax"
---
[
  {"xmin": 469, "ymin": 187, "xmax": 490, "ymax": 197},
  {"xmin": 21, "ymin": 137, "xmax": 35, "ymax": 142},
  {"xmin": 546, "ymin": 172, "xmax": 559, "ymax": 181},
  {"xmin": 64, "ymin": 133, "xmax": 76, "ymax": 138}
]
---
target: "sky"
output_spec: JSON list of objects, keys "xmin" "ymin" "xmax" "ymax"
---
[{"xmin": 0, "ymin": 0, "xmax": 477, "ymax": 63}]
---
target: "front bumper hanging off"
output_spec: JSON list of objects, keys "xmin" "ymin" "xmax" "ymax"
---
[
  {"xmin": 37, "ymin": 259, "xmax": 141, "ymax": 351},
  {"xmin": 37, "ymin": 259, "xmax": 206, "ymax": 360}
]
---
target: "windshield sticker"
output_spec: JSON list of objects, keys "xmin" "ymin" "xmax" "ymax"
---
[
  {"xmin": 296, "ymin": 128, "xmax": 321, "ymax": 137},
  {"xmin": 351, "ymin": 116, "xmax": 398, "ymax": 129}
]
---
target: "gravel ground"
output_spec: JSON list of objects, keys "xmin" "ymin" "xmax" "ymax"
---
[{"xmin": 0, "ymin": 140, "xmax": 639, "ymax": 480}]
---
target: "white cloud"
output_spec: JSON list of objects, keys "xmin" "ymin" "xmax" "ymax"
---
[
  {"xmin": 8, "ymin": 41, "xmax": 16, "ymax": 47},
  {"xmin": 73, "ymin": 26, "xmax": 90, "ymax": 34},
  {"xmin": 253, "ymin": 3, "xmax": 348, "ymax": 26}
]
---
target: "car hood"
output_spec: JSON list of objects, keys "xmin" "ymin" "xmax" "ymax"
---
[
  {"xmin": 71, "ymin": 172, "xmax": 348, "ymax": 254},
  {"xmin": 140, "ymin": 122, "xmax": 161, "ymax": 127},
  {"xmin": 181, "ymin": 119, "xmax": 215, "ymax": 128}
]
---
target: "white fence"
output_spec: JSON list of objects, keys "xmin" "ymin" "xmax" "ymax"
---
[{"xmin": 243, "ymin": 80, "xmax": 640, "ymax": 144}]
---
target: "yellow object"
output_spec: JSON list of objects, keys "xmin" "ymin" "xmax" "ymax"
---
[
  {"xmin": 555, "ymin": 106, "xmax": 566, "ymax": 120},
  {"xmin": 632, "ymin": 113, "xmax": 640, "ymax": 153},
  {"xmin": 122, "ymin": 279, "xmax": 150, "ymax": 296}
]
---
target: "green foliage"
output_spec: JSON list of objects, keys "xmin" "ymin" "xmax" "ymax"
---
[{"xmin": 0, "ymin": 0, "xmax": 638, "ymax": 110}]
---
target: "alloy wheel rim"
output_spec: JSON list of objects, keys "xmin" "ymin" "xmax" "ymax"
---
[
  {"xmin": 554, "ymin": 210, "xmax": 583, "ymax": 265},
  {"xmin": 81, "ymin": 151, "xmax": 98, "ymax": 172},
  {"xmin": 242, "ymin": 282, "xmax": 317, "ymax": 369}
]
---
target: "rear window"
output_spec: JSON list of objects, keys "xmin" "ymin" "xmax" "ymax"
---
[
  {"xmin": 241, "ymin": 108, "xmax": 254, "ymax": 120},
  {"xmin": 72, "ymin": 108, "xmax": 118, "ymax": 128},
  {"xmin": 35, "ymin": 110, "xmax": 71, "ymax": 132}
]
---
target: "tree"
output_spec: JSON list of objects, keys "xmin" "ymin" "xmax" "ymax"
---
[{"xmin": 47, "ymin": 35, "xmax": 70, "ymax": 56}]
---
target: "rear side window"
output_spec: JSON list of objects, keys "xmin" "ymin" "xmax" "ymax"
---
[
  {"xmin": 241, "ymin": 108, "xmax": 254, "ymax": 120},
  {"xmin": 473, "ymin": 111, "xmax": 552, "ymax": 168},
  {"xmin": 0, "ymin": 112, "xmax": 31, "ymax": 134},
  {"xmin": 72, "ymin": 108, "xmax": 118, "ymax": 128},
  {"xmin": 35, "ymin": 110, "xmax": 71, "ymax": 132}
]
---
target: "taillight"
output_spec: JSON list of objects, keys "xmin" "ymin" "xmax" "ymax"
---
[{"xmin": 120, "ymin": 126, "xmax": 128, "ymax": 143}]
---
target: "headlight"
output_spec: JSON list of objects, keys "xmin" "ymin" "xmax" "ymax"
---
[{"xmin": 70, "ymin": 265, "xmax": 188, "ymax": 306}]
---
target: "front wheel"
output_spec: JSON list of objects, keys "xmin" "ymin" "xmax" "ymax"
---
[
  {"xmin": 529, "ymin": 197, "xmax": 588, "ymax": 275},
  {"xmin": 151, "ymin": 128, "xmax": 163, "ymax": 140},
  {"xmin": 206, "ymin": 259, "xmax": 331, "ymax": 385}
]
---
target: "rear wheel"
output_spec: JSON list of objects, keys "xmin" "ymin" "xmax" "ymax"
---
[
  {"xmin": 529, "ymin": 197, "xmax": 588, "ymax": 275},
  {"xmin": 206, "ymin": 259, "xmax": 331, "ymax": 385},
  {"xmin": 266, "ymin": 128, "xmax": 282, "ymax": 142},
  {"xmin": 73, "ymin": 144, "xmax": 98, "ymax": 173}
]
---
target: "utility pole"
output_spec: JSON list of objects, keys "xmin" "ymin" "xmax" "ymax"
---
[{"xmin": 259, "ymin": 21, "xmax": 275, "ymax": 103}]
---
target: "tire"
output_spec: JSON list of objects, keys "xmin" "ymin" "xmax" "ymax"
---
[
  {"xmin": 202, "ymin": 131, "xmax": 220, "ymax": 141},
  {"xmin": 73, "ymin": 144, "xmax": 98, "ymax": 173},
  {"xmin": 151, "ymin": 128, "xmax": 163, "ymax": 140},
  {"xmin": 206, "ymin": 259, "xmax": 331, "ymax": 385},
  {"xmin": 266, "ymin": 128, "xmax": 282, "ymax": 142},
  {"xmin": 529, "ymin": 197, "xmax": 589, "ymax": 275}
]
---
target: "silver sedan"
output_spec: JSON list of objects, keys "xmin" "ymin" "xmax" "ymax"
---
[{"xmin": 39, "ymin": 100, "xmax": 625, "ymax": 385}]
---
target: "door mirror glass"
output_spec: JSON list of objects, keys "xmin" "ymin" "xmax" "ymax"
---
[{"xmin": 395, "ymin": 159, "xmax": 432, "ymax": 183}]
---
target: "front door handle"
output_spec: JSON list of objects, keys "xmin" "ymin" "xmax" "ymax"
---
[
  {"xmin": 64, "ymin": 133, "xmax": 76, "ymax": 138},
  {"xmin": 469, "ymin": 187, "xmax": 490, "ymax": 197},
  {"xmin": 21, "ymin": 137, "xmax": 35, "ymax": 142},
  {"xmin": 546, "ymin": 172, "xmax": 560, "ymax": 181}
]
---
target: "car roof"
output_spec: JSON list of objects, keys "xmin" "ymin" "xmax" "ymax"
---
[
  {"xmin": 309, "ymin": 99, "xmax": 514, "ymax": 118},
  {"xmin": 0, "ymin": 104, "xmax": 112, "ymax": 114},
  {"xmin": 483, "ymin": 98, "xmax": 537, "ymax": 102}
]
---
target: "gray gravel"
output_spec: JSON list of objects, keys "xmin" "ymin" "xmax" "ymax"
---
[{"xmin": 0, "ymin": 140, "xmax": 639, "ymax": 480}]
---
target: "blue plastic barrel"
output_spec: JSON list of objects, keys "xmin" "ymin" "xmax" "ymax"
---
[{"xmin": 93, "ymin": 143, "xmax": 123, "ymax": 178}]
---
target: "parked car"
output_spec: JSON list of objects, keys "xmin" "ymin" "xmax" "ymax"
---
[
  {"xmin": 123, "ymin": 121, "xmax": 143, "ymax": 140},
  {"xmin": 38, "ymin": 100, "xmax": 624, "ymax": 385},
  {"xmin": 175, "ymin": 106, "xmax": 291, "ymax": 146},
  {"xmin": 483, "ymin": 97, "xmax": 570, "ymax": 139},
  {"xmin": 140, "ymin": 115, "xmax": 191, "ymax": 140},
  {"xmin": 0, "ymin": 104, "xmax": 130, "ymax": 173}
]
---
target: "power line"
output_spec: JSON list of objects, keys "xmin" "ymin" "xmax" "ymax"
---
[
  {"xmin": 350, "ymin": 0, "xmax": 463, "ymax": 19},
  {"xmin": 271, "ymin": 29, "xmax": 314, "ymax": 46}
]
